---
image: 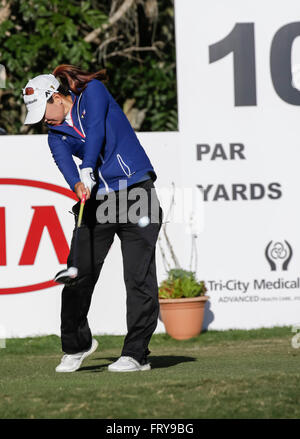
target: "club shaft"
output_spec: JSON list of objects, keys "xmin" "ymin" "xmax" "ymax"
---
[
  {"xmin": 73, "ymin": 193, "xmax": 86, "ymax": 268},
  {"xmin": 77, "ymin": 198, "xmax": 85, "ymax": 228}
]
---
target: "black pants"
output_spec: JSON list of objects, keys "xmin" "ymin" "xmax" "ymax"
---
[{"xmin": 61, "ymin": 179, "xmax": 163, "ymax": 365}]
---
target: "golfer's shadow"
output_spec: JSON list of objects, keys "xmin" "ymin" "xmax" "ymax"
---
[{"xmin": 78, "ymin": 355, "xmax": 196, "ymax": 372}]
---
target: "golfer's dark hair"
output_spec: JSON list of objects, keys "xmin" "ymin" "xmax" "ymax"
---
[{"xmin": 52, "ymin": 64, "xmax": 109, "ymax": 96}]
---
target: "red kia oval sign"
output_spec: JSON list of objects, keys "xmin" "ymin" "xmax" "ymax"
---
[{"xmin": 0, "ymin": 178, "xmax": 77, "ymax": 294}]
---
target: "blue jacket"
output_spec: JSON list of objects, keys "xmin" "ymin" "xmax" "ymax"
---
[{"xmin": 47, "ymin": 79, "xmax": 156, "ymax": 195}]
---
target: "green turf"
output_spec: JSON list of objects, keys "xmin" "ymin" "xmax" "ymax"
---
[{"xmin": 0, "ymin": 326, "xmax": 299, "ymax": 419}]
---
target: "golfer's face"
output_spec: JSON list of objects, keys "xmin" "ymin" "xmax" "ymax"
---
[{"xmin": 44, "ymin": 99, "xmax": 64, "ymax": 126}]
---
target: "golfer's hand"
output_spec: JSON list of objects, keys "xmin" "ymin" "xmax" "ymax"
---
[
  {"xmin": 74, "ymin": 182, "xmax": 90, "ymax": 200},
  {"xmin": 80, "ymin": 167, "xmax": 96, "ymax": 194}
]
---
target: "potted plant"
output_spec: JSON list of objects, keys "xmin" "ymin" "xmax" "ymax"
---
[
  {"xmin": 157, "ymin": 182, "xmax": 209, "ymax": 340},
  {"xmin": 158, "ymin": 268, "xmax": 208, "ymax": 340}
]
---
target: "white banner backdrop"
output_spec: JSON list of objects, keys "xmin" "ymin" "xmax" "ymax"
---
[
  {"xmin": 174, "ymin": 0, "xmax": 300, "ymax": 328},
  {"xmin": 0, "ymin": 134, "xmax": 182, "ymax": 337},
  {"xmin": 1, "ymin": 0, "xmax": 300, "ymax": 337}
]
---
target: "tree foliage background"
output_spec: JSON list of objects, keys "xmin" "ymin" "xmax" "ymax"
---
[{"xmin": 0, "ymin": 0, "xmax": 177, "ymax": 134}]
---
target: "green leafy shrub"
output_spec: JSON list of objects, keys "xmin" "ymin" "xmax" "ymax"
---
[{"xmin": 159, "ymin": 269, "xmax": 207, "ymax": 299}]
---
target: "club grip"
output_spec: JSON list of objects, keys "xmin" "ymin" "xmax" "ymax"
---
[{"xmin": 81, "ymin": 192, "xmax": 87, "ymax": 204}]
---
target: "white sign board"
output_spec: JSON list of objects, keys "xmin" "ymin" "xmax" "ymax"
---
[
  {"xmin": 0, "ymin": 134, "xmax": 180, "ymax": 337},
  {"xmin": 1, "ymin": 0, "xmax": 300, "ymax": 337},
  {"xmin": 174, "ymin": 0, "xmax": 300, "ymax": 328}
]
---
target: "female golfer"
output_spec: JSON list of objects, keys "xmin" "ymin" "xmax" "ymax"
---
[{"xmin": 23, "ymin": 65, "xmax": 163, "ymax": 372}]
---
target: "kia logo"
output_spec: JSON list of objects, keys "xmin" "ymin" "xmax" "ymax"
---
[{"xmin": 0, "ymin": 179, "xmax": 77, "ymax": 294}]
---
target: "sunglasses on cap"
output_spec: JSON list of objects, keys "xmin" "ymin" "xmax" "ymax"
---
[{"xmin": 23, "ymin": 87, "xmax": 35, "ymax": 96}]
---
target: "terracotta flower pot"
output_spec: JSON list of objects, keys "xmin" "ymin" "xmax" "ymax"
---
[{"xmin": 159, "ymin": 296, "xmax": 209, "ymax": 340}]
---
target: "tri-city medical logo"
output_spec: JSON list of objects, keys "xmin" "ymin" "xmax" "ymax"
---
[
  {"xmin": 265, "ymin": 240, "xmax": 293, "ymax": 271},
  {"xmin": 0, "ymin": 179, "xmax": 76, "ymax": 294},
  {"xmin": 206, "ymin": 239, "xmax": 300, "ymax": 302}
]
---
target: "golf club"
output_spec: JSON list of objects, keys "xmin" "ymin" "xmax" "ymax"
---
[{"xmin": 54, "ymin": 192, "xmax": 86, "ymax": 286}]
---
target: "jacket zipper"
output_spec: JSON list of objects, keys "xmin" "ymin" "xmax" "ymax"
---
[
  {"xmin": 76, "ymin": 93, "xmax": 109, "ymax": 193},
  {"xmin": 69, "ymin": 98, "xmax": 85, "ymax": 139}
]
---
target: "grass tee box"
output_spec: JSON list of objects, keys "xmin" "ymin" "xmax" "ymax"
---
[{"xmin": 0, "ymin": 327, "xmax": 299, "ymax": 419}]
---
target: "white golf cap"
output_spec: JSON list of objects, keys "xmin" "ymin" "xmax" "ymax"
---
[{"xmin": 23, "ymin": 74, "xmax": 60, "ymax": 125}]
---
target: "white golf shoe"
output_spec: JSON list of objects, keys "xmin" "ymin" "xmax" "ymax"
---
[
  {"xmin": 108, "ymin": 356, "xmax": 151, "ymax": 372},
  {"xmin": 55, "ymin": 338, "xmax": 98, "ymax": 373}
]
